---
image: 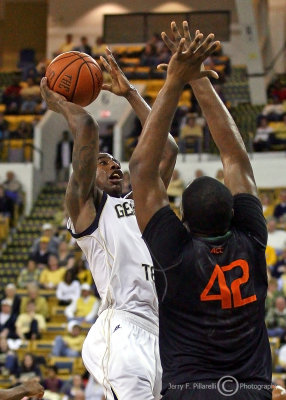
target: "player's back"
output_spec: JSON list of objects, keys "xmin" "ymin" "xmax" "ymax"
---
[
  {"xmin": 142, "ymin": 193, "xmax": 272, "ymax": 396},
  {"xmin": 158, "ymin": 228, "xmax": 270, "ymax": 387},
  {"xmin": 68, "ymin": 192, "xmax": 158, "ymax": 326}
]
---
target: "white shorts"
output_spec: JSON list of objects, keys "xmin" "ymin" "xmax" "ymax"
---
[{"xmin": 82, "ymin": 309, "xmax": 162, "ymax": 400}]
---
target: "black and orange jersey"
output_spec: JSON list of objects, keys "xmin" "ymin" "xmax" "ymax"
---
[{"xmin": 143, "ymin": 194, "xmax": 272, "ymax": 395}]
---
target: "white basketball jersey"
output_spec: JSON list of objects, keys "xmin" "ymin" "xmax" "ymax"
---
[{"xmin": 67, "ymin": 193, "xmax": 158, "ymax": 326}]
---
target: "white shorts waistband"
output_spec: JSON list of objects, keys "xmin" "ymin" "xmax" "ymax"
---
[{"xmin": 99, "ymin": 309, "xmax": 159, "ymax": 336}]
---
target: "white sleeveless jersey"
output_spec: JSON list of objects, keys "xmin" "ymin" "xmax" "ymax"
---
[{"xmin": 67, "ymin": 192, "xmax": 158, "ymax": 327}]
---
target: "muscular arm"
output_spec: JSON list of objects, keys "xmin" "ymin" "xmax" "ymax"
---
[
  {"xmin": 130, "ymin": 34, "xmax": 217, "ymax": 232},
  {"xmin": 101, "ymin": 49, "xmax": 178, "ymax": 188},
  {"xmin": 130, "ymin": 80, "xmax": 182, "ymax": 231},
  {"xmin": 160, "ymin": 22, "xmax": 256, "ymax": 197},
  {"xmin": 40, "ymin": 78, "xmax": 99, "ymax": 233},
  {"xmin": 191, "ymin": 77, "xmax": 257, "ymax": 196}
]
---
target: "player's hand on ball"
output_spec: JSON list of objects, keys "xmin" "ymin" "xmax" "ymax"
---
[
  {"xmin": 40, "ymin": 77, "xmax": 68, "ymax": 113},
  {"xmin": 158, "ymin": 21, "xmax": 219, "ymax": 82},
  {"xmin": 100, "ymin": 48, "xmax": 135, "ymax": 98},
  {"xmin": 21, "ymin": 379, "xmax": 45, "ymax": 398}
]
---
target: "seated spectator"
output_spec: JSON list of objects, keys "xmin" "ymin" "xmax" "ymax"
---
[
  {"xmin": 0, "ymin": 185, "xmax": 14, "ymax": 220},
  {"xmin": 58, "ymin": 241, "xmax": 74, "ymax": 268},
  {"xmin": 74, "ymin": 259, "xmax": 93, "ymax": 286},
  {"xmin": 20, "ymin": 282, "xmax": 49, "ymax": 320},
  {"xmin": 20, "ymin": 77, "xmax": 41, "ymax": 101},
  {"xmin": 9, "ymin": 120, "xmax": 33, "ymax": 140},
  {"xmin": 2, "ymin": 283, "xmax": 21, "ymax": 316},
  {"xmin": 167, "ymin": 170, "xmax": 184, "ymax": 204},
  {"xmin": 0, "ymin": 299, "xmax": 18, "ymax": 339},
  {"xmin": 121, "ymin": 171, "xmax": 132, "ymax": 197},
  {"xmin": 42, "ymin": 366, "xmax": 63, "ymax": 393},
  {"xmin": 140, "ymin": 44, "xmax": 158, "ymax": 67},
  {"xmin": 274, "ymin": 190, "xmax": 286, "ymax": 221},
  {"xmin": 31, "ymin": 223, "xmax": 60, "ymax": 255},
  {"xmin": 194, "ymin": 169, "xmax": 205, "ymax": 179},
  {"xmin": 0, "ymin": 337, "xmax": 18, "ymax": 376},
  {"xmin": 16, "ymin": 353, "xmax": 41, "ymax": 383},
  {"xmin": 17, "ymin": 259, "xmax": 41, "ymax": 288},
  {"xmin": 30, "ymin": 236, "xmax": 51, "ymax": 267},
  {"xmin": 272, "ymin": 247, "xmax": 286, "ymax": 279},
  {"xmin": 267, "ymin": 218, "xmax": 286, "ymax": 254},
  {"xmin": 56, "ymin": 33, "xmax": 75, "ymax": 55},
  {"xmin": 74, "ymin": 36, "xmax": 92, "ymax": 55},
  {"xmin": 260, "ymin": 193, "xmax": 275, "ymax": 219},
  {"xmin": 215, "ymin": 169, "xmax": 224, "ymax": 184},
  {"xmin": 157, "ymin": 44, "xmax": 171, "ymax": 65},
  {"xmin": 20, "ymin": 95, "xmax": 38, "ymax": 114},
  {"xmin": 65, "ymin": 283, "xmax": 99, "ymax": 323},
  {"xmin": 56, "ymin": 269, "xmax": 81, "ymax": 306},
  {"xmin": 3, "ymin": 171, "xmax": 23, "ymax": 212},
  {"xmin": 92, "ymin": 36, "xmax": 106, "ymax": 58},
  {"xmin": 266, "ymin": 296, "xmax": 286, "ymax": 340},
  {"xmin": 61, "ymin": 374, "xmax": 85, "ymax": 398},
  {"xmin": 179, "ymin": 114, "xmax": 203, "ymax": 154},
  {"xmin": 148, "ymin": 32, "xmax": 164, "ymax": 54},
  {"xmin": 266, "ymin": 279, "xmax": 283, "ymax": 316},
  {"xmin": 262, "ymin": 96, "xmax": 285, "ymax": 121},
  {"xmin": 2, "ymin": 78, "xmax": 22, "ymax": 115},
  {"xmin": 253, "ymin": 117, "xmax": 274, "ymax": 152},
  {"xmin": 16, "ymin": 300, "xmax": 46, "ymax": 340},
  {"xmin": 39, "ymin": 255, "xmax": 66, "ymax": 290},
  {"xmin": 266, "ymin": 245, "xmax": 277, "ymax": 270},
  {"xmin": 52, "ymin": 321, "xmax": 85, "ymax": 357}
]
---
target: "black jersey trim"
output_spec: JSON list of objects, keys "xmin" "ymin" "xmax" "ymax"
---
[
  {"xmin": 111, "ymin": 387, "xmax": 119, "ymax": 400},
  {"xmin": 68, "ymin": 192, "xmax": 108, "ymax": 238}
]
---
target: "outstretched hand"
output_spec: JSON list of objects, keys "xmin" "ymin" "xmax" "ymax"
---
[
  {"xmin": 159, "ymin": 21, "xmax": 220, "ymax": 83},
  {"xmin": 100, "ymin": 48, "xmax": 134, "ymax": 98},
  {"xmin": 40, "ymin": 77, "xmax": 68, "ymax": 113}
]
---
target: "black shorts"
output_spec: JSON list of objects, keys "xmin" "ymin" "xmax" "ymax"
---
[{"xmin": 162, "ymin": 381, "xmax": 272, "ymax": 400}]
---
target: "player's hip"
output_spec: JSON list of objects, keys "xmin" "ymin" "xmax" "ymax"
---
[{"xmin": 82, "ymin": 308, "xmax": 162, "ymax": 399}]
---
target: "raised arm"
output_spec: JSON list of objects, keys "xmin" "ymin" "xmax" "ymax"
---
[
  {"xmin": 40, "ymin": 78, "xmax": 99, "ymax": 233},
  {"xmin": 129, "ymin": 33, "xmax": 218, "ymax": 232},
  {"xmin": 100, "ymin": 48, "xmax": 178, "ymax": 188},
  {"xmin": 162, "ymin": 22, "xmax": 257, "ymax": 197}
]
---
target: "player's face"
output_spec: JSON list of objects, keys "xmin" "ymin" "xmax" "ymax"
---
[{"xmin": 96, "ymin": 153, "xmax": 123, "ymax": 197}]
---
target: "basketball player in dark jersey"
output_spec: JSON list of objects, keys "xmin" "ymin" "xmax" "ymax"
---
[{"xmin": 129, "ymin": 22, "xmax": 272, "ymax": 399}]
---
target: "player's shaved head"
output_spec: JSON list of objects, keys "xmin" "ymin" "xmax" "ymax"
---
[{"xmin": 182, "ymin": 176, "xmax": 233, "ymax": 236}]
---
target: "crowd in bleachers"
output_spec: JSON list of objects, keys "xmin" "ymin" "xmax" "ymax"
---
[
  {"xmin": 0, "ymin": 196, "xmax": 103, "ymax": 397},
  {"xmin": 253, "ymin": 76, "xmax": 286, "ymax": 152}
]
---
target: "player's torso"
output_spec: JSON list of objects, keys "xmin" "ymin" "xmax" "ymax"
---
[
  {"xmin": 159, "ymin": 229, "xmax": 271, "ymax": 383},
  {"xmin": 77, "ymin": 193, "xmax": 158, "ymax": 326}
]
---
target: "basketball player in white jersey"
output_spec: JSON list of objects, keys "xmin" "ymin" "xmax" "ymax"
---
[{"xmin": 40, "ymin": 49, "xmax": 178, "ymax": 400}]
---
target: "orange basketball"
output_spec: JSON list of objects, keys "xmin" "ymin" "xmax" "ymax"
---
[{"xmin": 45, "ymin": 51, "xmax": 103, "ymax": 107}]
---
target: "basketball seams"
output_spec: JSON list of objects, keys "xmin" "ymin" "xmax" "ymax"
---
[
  {"xmin": 49, "ymin": 52, "xmax": 81, "ymax": 65},
  {"xmin": 70, "ymin": 62, "xmax": 86, "ymax": 103},
  {"xmin": 89, "ymin": 63, "xmax": 103, "ymax": 98},
  {"xmin": 50, "ymin": 57, "xmax": 82, "ymax": 90},
  {"xmin": 80, "ymin": 60, "xmax": 95, "ymax": 106},
  {"xmin": 75, "ymin": 52, "xmax": 102, "ymax": 105}
]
